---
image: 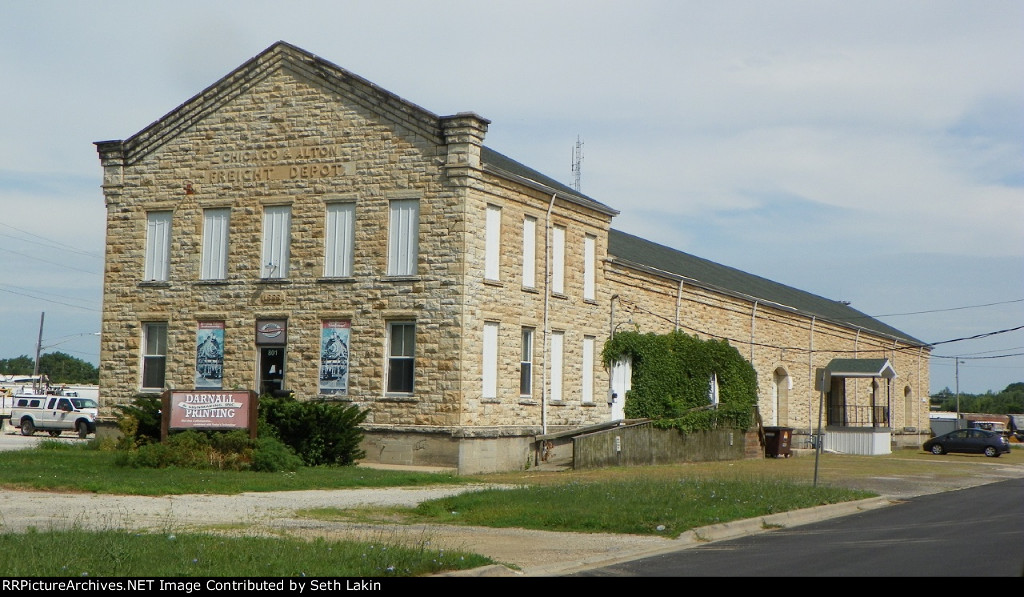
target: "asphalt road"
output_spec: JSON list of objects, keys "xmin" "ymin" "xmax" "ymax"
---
[{"xmin": 571, "ymin": 476, "xmax": 1024, "ymax": 577}]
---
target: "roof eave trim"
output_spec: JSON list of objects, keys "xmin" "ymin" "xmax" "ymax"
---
[{"xmin": 482, "ymin": 163, "xmax": 620, "ymax": 217}]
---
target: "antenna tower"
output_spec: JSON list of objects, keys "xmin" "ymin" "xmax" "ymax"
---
[{"xmin": 571, "ymin": 135, "xmax": 583, "ymax": 192}]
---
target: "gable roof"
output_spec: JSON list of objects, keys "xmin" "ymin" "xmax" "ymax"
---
[
  {"xmin": 97, "ymin": 41, "xmax": 617, "ymax": 217},
  {"xmin": 608, "ymin": 229, "xmax": 928, "ymax": 347},
  {"xmin": 826, "ymin": 358, "xmax": 898, "ymax": 379}
]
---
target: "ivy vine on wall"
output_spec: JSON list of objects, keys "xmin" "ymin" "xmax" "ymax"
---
[{"xmin": 602, "ymin": 330, "xmax": 759, "ymax": 433}]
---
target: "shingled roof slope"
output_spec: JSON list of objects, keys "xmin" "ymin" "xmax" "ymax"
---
[{"xmin": 608, "ymin": 228, "xmax": 928, "ymax": 347}]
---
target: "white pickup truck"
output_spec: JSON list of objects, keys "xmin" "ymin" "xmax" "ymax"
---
[{"xmin": 7, "ymin": 393, "xmax": 99, "ymax": 439}]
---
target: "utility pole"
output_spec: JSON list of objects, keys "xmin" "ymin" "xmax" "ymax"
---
[
  {"xmin": 571, "ymin": 136, "xmax": 583, "ymax": 192},
  {"xmin": 32, "ymin": 312, "xmax": 44, "ymax": 392},
  {"xmin": 955, "ymin": 358, "xmax": 963, "ymax": 429}
]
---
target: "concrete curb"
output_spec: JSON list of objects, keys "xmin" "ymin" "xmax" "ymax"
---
[{"xmin": 441, "ymin": 496, "xmax": 901, "ymax": 577}]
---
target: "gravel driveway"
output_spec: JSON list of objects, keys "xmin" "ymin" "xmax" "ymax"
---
[{"xmin": 2, "ymin": 432, "xmax": 1022, "ymax": 577}]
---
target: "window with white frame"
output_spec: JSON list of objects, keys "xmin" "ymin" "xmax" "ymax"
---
[
  {"xmin": 550, "ymin": 330, "xmax": 564, "ymax": 402},
  {"xmin": 583, "ymin": 234, "xmax": 596, "ymax": 301},
  {"xmin": 386, "ymin": 321, "xmax": 416, "ymax": 394},
  {"xmin": 482, "ymin": 321, "xmax": 499, "ymax": 399},
  {"xmin": 582, "ymin": 335, "xmax": 595, "ymax": 404},
  {"xmin": 485, "ymin": 205, "xmax": 501, "ymax": 281},
  {"xmin": 261, "ymin": 205, "xmax": 291, "ymax": 279},
  {"xmin": 144, "ymin": 211, "xmax": 172, "ymax": 281},
  {"xmin": 324, "ymin": 202, "xmax": 355, "ymax": 277},
  {"xmin": 552, "ymin": 225, "xmax": 565, "ymax": 294},
  {"xmin": 708, "ymin": 372, "xmax": 720, "ymax": 406},
  {"xmin": 200, "ymin": 208, "xmax": 230, "ymax": 280},
  {"xmin": 141, "ymin": 322, "xmax": 167, "ymax": 390},
  {"xmin": 522, "ymin": 216, "xmax": 536, "ymax": 288},
  {"xmin": 520, "ymin": 327, "xmax": 534, "ymax": 396},
  {"xmin": 388, "ymin": 199, "xmax": 419, "ymax": 276}
]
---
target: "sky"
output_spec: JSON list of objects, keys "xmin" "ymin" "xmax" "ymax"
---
[{"xmin": 0, "ymin": 1, "xmax": 1021, "ymax": 396}]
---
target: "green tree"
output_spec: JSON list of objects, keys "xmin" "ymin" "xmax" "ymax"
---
[
  {"xmin": 930, "ymin": 382, "xmax": 1024, "ymax": 414},
  {"xmin": 0, "ymin": 355, "xmax": 34, "ymax": 375},
  {"xmin": 37, "ymin": 352, "xmax": 99, "ymax": 384}
]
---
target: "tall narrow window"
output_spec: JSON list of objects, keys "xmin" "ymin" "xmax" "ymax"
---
[
  {"xmin": 583, "ymin": 234, "xmax": 596, "ymax": 301},
  {"xmin": 141, "ymin": 322, "xmax": 168, "ymax": 390},
  {"xmin": 144, "ymin": 211, "xmax": 172, "ymax": 281},
  {"xmin": 261, "ymin": 205, "xmax": 291, "ymax": 279},
  {"xmin": 386, "ymin": 321, "xmax": 415, "ymax": 394},
  {"xmin": 582, "ymin": 335, "xmax": 595, "ymax": 404},
  {"xmin": 200, "ymin": 208, "xmax": 229, "ymax": 280},
  {"xmin": 552, "ymin": 225, "xmax": 565, "ymax": 294},
  {"xmin": 550, "ymin": 330, "xmax": 564, "ymax": 402},
  {"xmin": 482, "ymin": 321, "xmax": 499, "ymax": 399},
  {"xmin": 522, "ymin": 216, "xmax": 536, "ymax": 288},
  {"xmin": 484, "ymin": 205, "xmax": 502, "ymax": 281},
  {"xmin": 520, "ymin": 327, "xmax": 534, "ymax": 396},
  {"xmin": 388, "ymin": 199, "xmax": 419, "ymax": 276},
  {"xmin": 324, "ymin": 202, "xmax": 355, "ymax": 277}
]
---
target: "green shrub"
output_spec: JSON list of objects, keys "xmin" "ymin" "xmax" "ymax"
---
[
  {"xmin": 113, "ymin": 394, "xmax": 163, "ymax": 449},
  {"xmin": 251, "ymin": 436, "xmax": 304, "ymax": 472},
  {"xmin": 259, "ymin": 395, "xmax": 368, "ymax": 466}
]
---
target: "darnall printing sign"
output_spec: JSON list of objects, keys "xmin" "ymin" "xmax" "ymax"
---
[{"xmin": 162, "ymin": 390, "xmax": 258, "ymax": 439}]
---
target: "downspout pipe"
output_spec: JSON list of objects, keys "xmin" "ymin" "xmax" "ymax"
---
[
  {"xmin": 808, "ymin": 316, "xmax": 815, "ymax": 445},
  {"xmin": 749, "ymin": 301, "xmax": 758, "ymax": 363},
  {"xmin": 541, "ymin": 193, "xmax": 556, "ymax": 435},
  {"xmin": 674, "ymin": 279, "xmax": 684, "ymax": 331}
]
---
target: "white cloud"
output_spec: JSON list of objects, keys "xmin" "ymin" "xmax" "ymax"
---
[{"xmin": 0, "ymin": 0, "xmax": 1020, "ymax": 393}]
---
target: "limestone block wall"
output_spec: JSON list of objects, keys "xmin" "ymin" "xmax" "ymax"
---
[
  {"xmin": 98, "ymin": 65, "xmax": 470, "ymax": 428},
  {"xmin": 455, "ymin": 173, "xmax": 616, "ymax": 429},
  {"xmin": 603, "ymin": 262, "xmax": 931, "ymax": 441},
  {"xmin": 96, "ymin": 47, "xmax": 623, "ymax": 442}
]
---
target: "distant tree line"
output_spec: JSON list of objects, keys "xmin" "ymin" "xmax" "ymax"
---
[
  {"xmin": 930, "ymin": 382, "xmax": 1024, "ymax": 414},
  {"xmin": 0, "ymin": 352, "xmax": 99, "ymax": 385}
]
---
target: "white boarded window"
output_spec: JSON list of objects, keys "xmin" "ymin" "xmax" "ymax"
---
[
  {"xmin": 144, "ymin": 211, "xmax": 172, "ymax": 281},
  {"xmin": 550, "ymin": 330, "xmax": 564, "ymax": 402},
  {"xmin": 200, "ymin": 208, "xmax": 229, "ymax": 280},
  {"xmin": 583, "ymin": 234, "xmax": 596, "ymax": 301},
  {"xmin": 485, "ymin": 205, "xmax": 501, "ymax": 281},
  {"xmin": 522, "ymin": 216, "xmax": 536, "ymax": 288},
  {"xmin": 582, "ymin": 335, "xmax": 595, "ymax": 404},
  {"xmin": 483, "ymin": 321, "xmax": 499, "ymax": 399},
  {"xmin": 552, "ymin": 225, "xmax": 565, "ymax": 294},
  {"xmin": 324, "ymin": 202, "xmax": 355, "ymax": 277},
  {"xmin": 261, "ymin": 205, "xmax": 291, "ymax": 279},
  {"xmin": 388, "ymin": 199, "xmax": 419, "ymax": 276}
]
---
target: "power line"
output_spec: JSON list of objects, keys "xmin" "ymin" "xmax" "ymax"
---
[
  {"xmin": 868, "ymin": 298, "xmax": 1024, "ymax": 318},
  {"xmin": 0, "ymin": 286, "xmax": 101, "ymax": 312},
  {"xmin": 0, "ymin": 246, "xmax": 102, "ymax": 275},
  {"xmin": 0, "ymin": 222, "xmax": 103, "ymax": 259}
]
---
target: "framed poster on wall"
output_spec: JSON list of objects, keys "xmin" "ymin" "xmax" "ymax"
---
[
  {"xmin": 320, "ymin": 320, "xmax": 350, "ymax": 395},
  {"xmin": 195, "ymin": 321, "xmax": 224, "ymax": 389}
]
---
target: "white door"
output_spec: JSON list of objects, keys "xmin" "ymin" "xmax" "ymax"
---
[{"xmin": 609, "ymin": 356, "xmax": 631, "ymax": 421}]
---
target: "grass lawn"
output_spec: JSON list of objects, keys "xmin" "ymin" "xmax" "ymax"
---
[{"xmin": 1, "ymin": 439, "xmax": 1019, "ymax": 576}]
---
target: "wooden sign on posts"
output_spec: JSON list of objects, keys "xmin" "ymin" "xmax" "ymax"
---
[{"xmin": 161, "ymin": 389, "xmax": 258, "ymax": 440}]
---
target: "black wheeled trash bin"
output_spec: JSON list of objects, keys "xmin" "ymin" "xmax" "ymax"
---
[{"xmin": 763, "ymin": 426, "xmax": 793, "ymax": 458}]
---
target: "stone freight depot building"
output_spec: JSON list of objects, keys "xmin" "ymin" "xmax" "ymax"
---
[{"xmin": 95, "ymin": 42, "xmax": 931, "ymax": 473}]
